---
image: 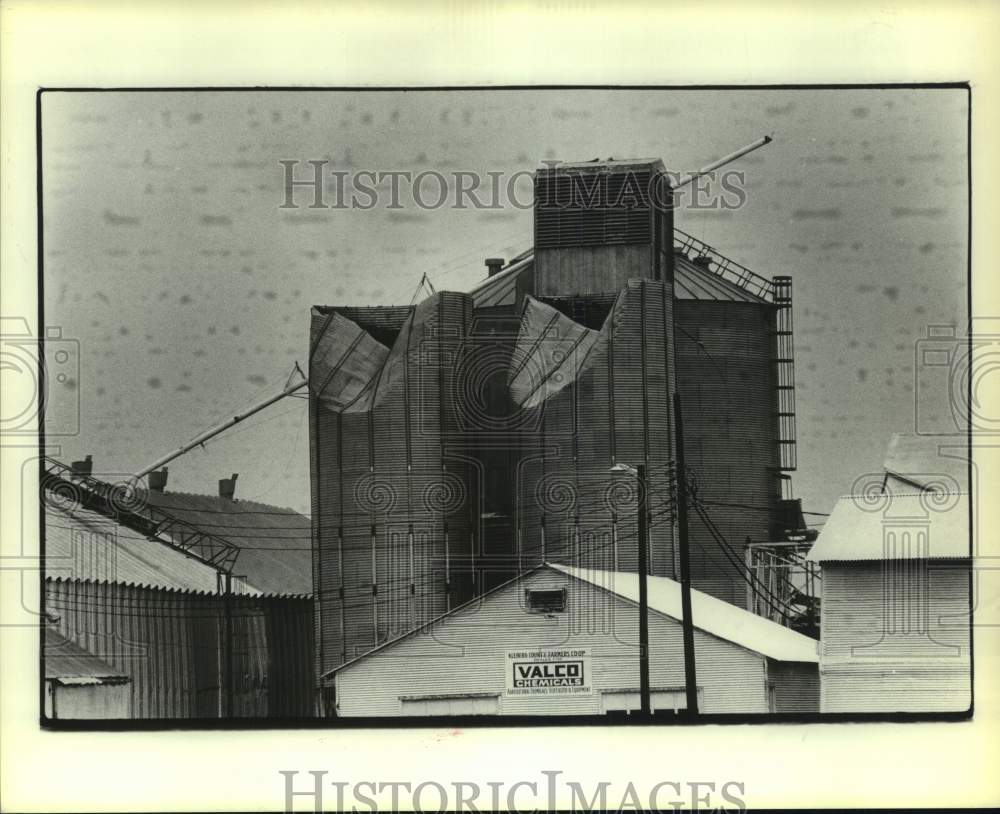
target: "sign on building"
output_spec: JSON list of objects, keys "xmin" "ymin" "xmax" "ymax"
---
[{"xmin": 504, "ymin": 648, "xmax": 592, "ymax": 696}]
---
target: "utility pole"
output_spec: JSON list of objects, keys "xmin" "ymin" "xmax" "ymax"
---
[
  {"xmin": 223, "ymin": 571, "xmax": 234, "ymax": 719},
  {"xmin": 673, "ymin": 391, "xmax": 699, "ymax": 716},
  {"xmin": 636, "ymin": 463, "xmax": 651, "ymax": 717}
]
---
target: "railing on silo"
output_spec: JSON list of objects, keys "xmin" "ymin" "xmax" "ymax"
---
[{"xmin": 672, "ymin": 228, "xmax": 776, "ymax": 302}]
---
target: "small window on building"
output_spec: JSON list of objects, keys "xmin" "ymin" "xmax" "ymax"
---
[{"xmin": 525, "ymin": 588, "xmax": 566, "ymax": 614}]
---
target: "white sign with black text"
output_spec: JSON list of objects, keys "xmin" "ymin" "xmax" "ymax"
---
[{"xmin": 504, "ymin": 648, "xmax": 593, "ymax": 696}]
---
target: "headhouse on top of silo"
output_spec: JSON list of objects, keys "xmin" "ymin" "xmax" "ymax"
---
[{"xmin": 308, "ymin": 156, "xmax": 803, "ymax": 705}]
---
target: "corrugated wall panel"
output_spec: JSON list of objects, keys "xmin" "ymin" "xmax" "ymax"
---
[
  {"xmin": 674, "ymin": 299, "xmax": 781, "ymax": 606},
  {"xmin": 44, "ymin": 580, "xmax": 312, "ymax": 719},
  {"xmin": 514, "ymin": 280, "xmax": 676, "ymax": 581},
  {"xmin": 311, "ymin": 293, "xmax": 475, "ymax": 681},
  {"xmin": 818, "ymin": 562, "xmax": 970, "ymax": 712},
  {"xmin": 766, "ymin": 659, "xmax": 820, "ymax": 713},
  {"xmin": 335, "ymin": 568, "xmax": 769, "ymax": 716}
]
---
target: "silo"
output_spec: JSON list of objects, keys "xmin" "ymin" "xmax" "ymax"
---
[
  {"xmin": 510, "ymin": 278, "xmax": 677, "ymax": 580},
  {"xmin": 309, "ymin": 292, "xmax": 475, "ymax": 683},
  {"xmin": 672, "ymin": 247, "xmax": 788, "ymax": 607}
]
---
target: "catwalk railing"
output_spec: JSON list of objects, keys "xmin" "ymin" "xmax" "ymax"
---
[
  {"xmin": 42, "ymin": 458, "xmax": 241, "ymax": 572},
  {"xmin": 672, "ymin": 228, "xmax": 776, "ymax": 302}
]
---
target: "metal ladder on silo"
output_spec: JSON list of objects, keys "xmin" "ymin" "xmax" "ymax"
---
[{"xmin": 772, "ymin": 276, "xmax": 797, "ymax": 473}]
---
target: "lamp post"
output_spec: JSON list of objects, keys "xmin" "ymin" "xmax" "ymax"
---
[
  {"xmin": 672, "ymin": 391, "xmax": 699, "ymax": 716},
  {"xmin": 610, "ymin": 462, "xmax": 651, "ymax": 717},
  {"xmin": 611, "ymin": 392, "xmax": 699, "ymax": 718}
]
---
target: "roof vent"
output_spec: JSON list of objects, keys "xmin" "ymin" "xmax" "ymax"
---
[
  {"xmin": 525, "ymin": 588, "xmax": 566, "ymax": 614},
  {"xmin": 148, "ymin": 467, "xmax": 168, "ymax": 492},
  {"xmin": 485, "ymin": 257, "xmax": 505, "ymax": 277},
  {"xmin": 219, "ymin": 473, "xmax": 238, "ymax": 500},
  {"xmin": 71, "ymin": 455, "xmax": 93, "ymax": 477}
]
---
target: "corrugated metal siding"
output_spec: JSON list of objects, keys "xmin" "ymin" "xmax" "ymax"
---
[
  {"xmin": 45, "ymin": 579, "xmax": 313, "ymax": 718},
  {"xmin": 45, "ymin": 502, "xmax": 232, "ymax": 594},
  {"xmin": 515, "ymin": 279, "xmax": 677, "ymax": 581},
  {"xmin": 142, "ymin": 491, "xmax": 313, "ymax": 596},
  {"xmin": 673, "ymin": 255, "xmax": 768, "ymax": 303},
  {"xmin": 311, "ymin": 292, "xmax": 475, "ymax": 677},
  {"xmin": 766, "ymin": 659, "xmax": 819, "ymax": 713},
  {"xmin": 819, "ymin": 562, "xmax": 971, "ymax": 712},
  {"xmin": 44, "ymin": 626, "xmax": 128, "ymax": 682},
  {"xmin": 807, "ymin": 493, "xmax": 970, "ymax": 562},
  {"xmin": 674, "ymin": 299, "xmax": 781, "ymax": 605},
  {"xmin": 335, "ymin": 569, "xmax": 768, "ymax": 716},
  {"xmin": 46, "ymin": 681, "xmax": 129, "ymax": 720},
  {"xmin": 535, "ymin": 244, "xmax": 654, "ymax": 297}
]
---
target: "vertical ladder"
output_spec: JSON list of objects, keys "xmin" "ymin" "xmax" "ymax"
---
[{"xmin": 773, "ymin": 276, "xmax": 797, "ymax": 473}]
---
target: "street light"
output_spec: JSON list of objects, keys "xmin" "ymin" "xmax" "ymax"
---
[
  {"xmin": 609, "ymin": 462, "xmax": 651, "ymax": 717},
  {"xmin": 608, "ymin": 391, "xmax": 699, "ymax": 718}
]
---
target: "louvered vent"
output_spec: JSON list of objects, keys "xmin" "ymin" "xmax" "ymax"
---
[{"xmin": 535, "ymin": 169, "xmax": 652, "ymax": 248}]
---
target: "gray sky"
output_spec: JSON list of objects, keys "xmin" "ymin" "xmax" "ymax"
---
[{"xmin": 41, "ymin": 88, "xmax": 968, "ymax": 517}]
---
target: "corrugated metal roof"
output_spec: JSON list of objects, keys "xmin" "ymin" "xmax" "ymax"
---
[
  {"xmin": 673, "ymin": 253, "xmax": 768, "ymax": 303},
  {"xmin": 44, "ymin": 627, "xmax": 129, "ymax": 684},
  {"xmin": 467, "ymin": 247, "xmax": 768, "ymax": 307},
  {"xmin": 329, "ymin": 563, "xmax": 817, "ymax": 676},
  {"xmin": 553, "ymin": 564, "xmax": 819, "ymax": 663},
  {"xmin": 882, "ymin": 433, "xmax": 970, "ymax": 493},
  {"xmin": 142, "ymin": 491, "xmax": 312, "ymax": 596},
  {"xmin": 469, "ymin": 255, "xmax": 534, "ymax": 308},
  {"xmin": 45, "ymin": 501, "xmax": 240, "ymax": 594},
  {"xmin": 806, "ymin": 492, "xmax": 970, "ymax": 562}
]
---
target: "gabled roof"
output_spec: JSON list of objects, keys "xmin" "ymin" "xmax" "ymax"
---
[
  {"xmin": 805, "ymin": 492, "xmax": 970, "ymax": 563},
  {"xmin": 45, "ymin": 500, "xmax": 244, "ymax": 595},
  {"xmin": 552, "ymin": 564, "xmax": 819, "ymax": 663},
  {"xmin": 44, "ymin": 627, "xmax": 129, "ymax": 685},
  {"xmin": 327, "ymin": 562, "xmax": 818, "ymax": 677},
  {"xmin": 143, "ymin": 490, "xmax": 312, "ymax": 596}
]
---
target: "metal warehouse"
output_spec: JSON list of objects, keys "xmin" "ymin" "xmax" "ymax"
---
[
  {"xmin": 43, "ymin": 458, "xmax": 314, "ymax": 718},
  {"xmin": 807, "ymin": 435, "xmax": 971, "ymax": 713},
  {"xmin": 309, "ymin": 154, "xmax": 808, "ymax": 702},
  {"xmin": 327, "ymin": 563, "xmax": 819, "ymax": 717}
]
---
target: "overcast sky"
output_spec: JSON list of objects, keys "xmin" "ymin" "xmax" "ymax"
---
[{"xmin": 40, "ymin": 88, "xmax": 967, "ymax": 517}]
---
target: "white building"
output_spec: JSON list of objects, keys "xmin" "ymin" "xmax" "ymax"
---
[
  {"xmin": 806, "ymin": 434, "xmax": 971, "ymax": 713},
  {"xmin": 326, "ymin": 563, "xmax": 819, "ymax": 717}
]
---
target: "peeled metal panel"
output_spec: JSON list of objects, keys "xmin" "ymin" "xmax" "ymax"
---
[
  {"xmin": 311, "ymin": 292, "xmax": 475, "ymax": 675},
  {"xmin": 309, "ymin": 308, "xmax": 389, "ymax": 413},
  {"xmin": 510, "ymin": 280, "xmax": 676, "ymax": 581},
  {"xmin": 509, "ymin": 296, "xmax": 600, "ymax": 409}
]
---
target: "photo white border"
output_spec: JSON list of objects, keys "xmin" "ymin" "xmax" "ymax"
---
[{"xmin": 2, "ymin": 1, "xmax": 999, "ymax": 810}]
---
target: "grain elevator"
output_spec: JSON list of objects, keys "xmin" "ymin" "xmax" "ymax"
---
[{"xmin": 309, "ymin": 156, "xmax": 798, "ymax": 689}]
